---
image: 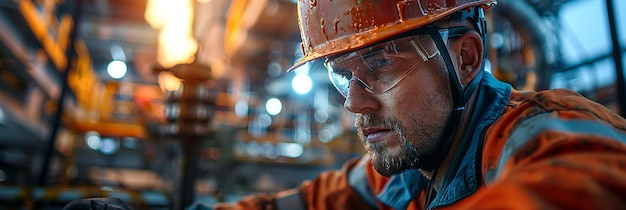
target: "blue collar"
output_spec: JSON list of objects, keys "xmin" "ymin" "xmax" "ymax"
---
[{"xmin": 377, "ymin": 73, "xmax": 511, "ymax": 209}]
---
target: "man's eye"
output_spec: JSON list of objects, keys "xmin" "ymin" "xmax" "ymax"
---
[
  {"xmin": 367, "ymin": 59, "xmax": 392, "ymax": 70},
  {"xmin": 333, "ymin": 69, "xmax": 352, "ymax": 80}
]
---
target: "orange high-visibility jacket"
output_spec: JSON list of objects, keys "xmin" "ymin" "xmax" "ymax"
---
[{"xmin": 211, "ymin": 73, "xmax": 626, "ymax": 210}]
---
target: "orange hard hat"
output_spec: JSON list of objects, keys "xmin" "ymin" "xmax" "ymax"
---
[{"xmin": 288, "ymin": 0, "xmax": 497, "ymax": 71}]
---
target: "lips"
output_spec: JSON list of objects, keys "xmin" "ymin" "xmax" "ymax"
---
[{"xmin": 361, "ymin": 127, "xmax": 394, "ymax": 143}]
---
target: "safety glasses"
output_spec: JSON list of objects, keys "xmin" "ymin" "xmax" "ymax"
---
[{"xmin": 325, "ymin": 28, "xmax": 461, "ymax": 98}]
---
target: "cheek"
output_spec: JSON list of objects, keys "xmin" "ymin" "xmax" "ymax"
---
[{"xmin": 385, "ymin": 65, "xmax": 452, "ymax": 121}]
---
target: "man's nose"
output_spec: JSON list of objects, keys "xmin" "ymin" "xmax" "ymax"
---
[{"xmin": 344, "ymin": 80, "xmax": 379, "ymax": 113}]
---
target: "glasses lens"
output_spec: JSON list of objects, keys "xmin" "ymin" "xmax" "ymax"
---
[
  {"xmin": 326, "ymin": 32, "xmax": 443, "ymax": 97},
  {"xmin": 327, "ymin": 57, "xmax": 352, "ymax": 97}
]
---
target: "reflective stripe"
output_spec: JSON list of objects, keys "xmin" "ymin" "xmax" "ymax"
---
[
  {"xmin": 496, "ymin": 112, "xmax": 626, "ymax": 176},
  {"xmin": 348, "ymin": 160, "xmax": 379, "ymax": 209},
  {"xmin": 275, "ymin": 190, "xmax": 305, "ymax": 210}
]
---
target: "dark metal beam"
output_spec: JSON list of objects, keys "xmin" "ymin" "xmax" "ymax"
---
[
  {"xmin": 38, "ymin": 0, "xmax": 85, "ymax": 185},
  {"xmin": 605, "ymin": 0, "xmax": 626, "ymax": 117}
]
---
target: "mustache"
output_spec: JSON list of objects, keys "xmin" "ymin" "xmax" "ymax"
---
[
  {"xmin": 356, "ymin": 114, "xmax": 382, "ymax": 128},
  {"xmin": 356, "ymin": 114, "xmax": 401, "ymax": 130}
]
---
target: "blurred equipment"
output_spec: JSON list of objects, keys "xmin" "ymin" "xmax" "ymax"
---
[
  {"xmin": 486, "ymin": 0, "xmax": 563, "ymax": 90},
  {"xmin": 157, "ymin": 62, "xmax": 217, "ymax": 209}
]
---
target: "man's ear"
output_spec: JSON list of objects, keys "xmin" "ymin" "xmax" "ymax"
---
[{"xmin": 450, "ymin": 30, "xmax": 483, "ymax": 85}]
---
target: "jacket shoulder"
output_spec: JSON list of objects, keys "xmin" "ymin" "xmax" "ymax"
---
[{"xmin": 481, "ymin": 88, "xmax": 626, "ymax": 183}]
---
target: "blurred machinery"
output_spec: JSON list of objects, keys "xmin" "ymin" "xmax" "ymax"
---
[
  {"xmin": 0, "ymin": 1, "xmax": 359, "ymax": 208},
  {"xmin": 157, "ymin": 62, "xmax": 217, "ymax": 209}
]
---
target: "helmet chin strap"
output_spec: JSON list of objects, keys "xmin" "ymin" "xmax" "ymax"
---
[
  {"xmin": 418, "ymin": 7, "xmax": 486, "ymax": 172},
  {"xmin": 426, "ymin": 23, "xmax": 467, "ymax": 112},
  {"xmin": 425, "ymin": 6, "xmax": 487, "ymax": 113},
  {"xmin": 418, "ymin": 24, "xmax": 465, "ymax": 172}
]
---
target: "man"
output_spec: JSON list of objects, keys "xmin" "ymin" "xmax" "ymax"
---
[
  {"xmin": 209, "ymin": 0, "xmax": 626, "ymax": 209},
  {"xmin": 66, "ymin": 0, "xmax": 626, "ymax": 209}
]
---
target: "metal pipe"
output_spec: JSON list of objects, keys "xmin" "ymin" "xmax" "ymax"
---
[
  {"xmin": 605, "ymin": 0, "xmax": 626, "ymax": 117},
  {"xmin": 553, "ymin": 48, "xmax": 626, "ymax": 73},
  {"xmin": 180, "ymin": 136, "xmax": 200, "ymax": 210}
]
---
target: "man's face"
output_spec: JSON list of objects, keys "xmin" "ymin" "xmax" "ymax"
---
[{"xmin": 336, "ymin": 37, "xmax": 454, "ymax": 177}]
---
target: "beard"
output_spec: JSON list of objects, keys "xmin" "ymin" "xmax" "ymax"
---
[{"xmin": 357, "ymin": 113, "xmax": 446, "ymax": 177}]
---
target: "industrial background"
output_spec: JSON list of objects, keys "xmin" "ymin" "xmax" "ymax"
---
[{"xmin": 0, "ymin": 0, "xmax": 624, "ymax": 209}]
